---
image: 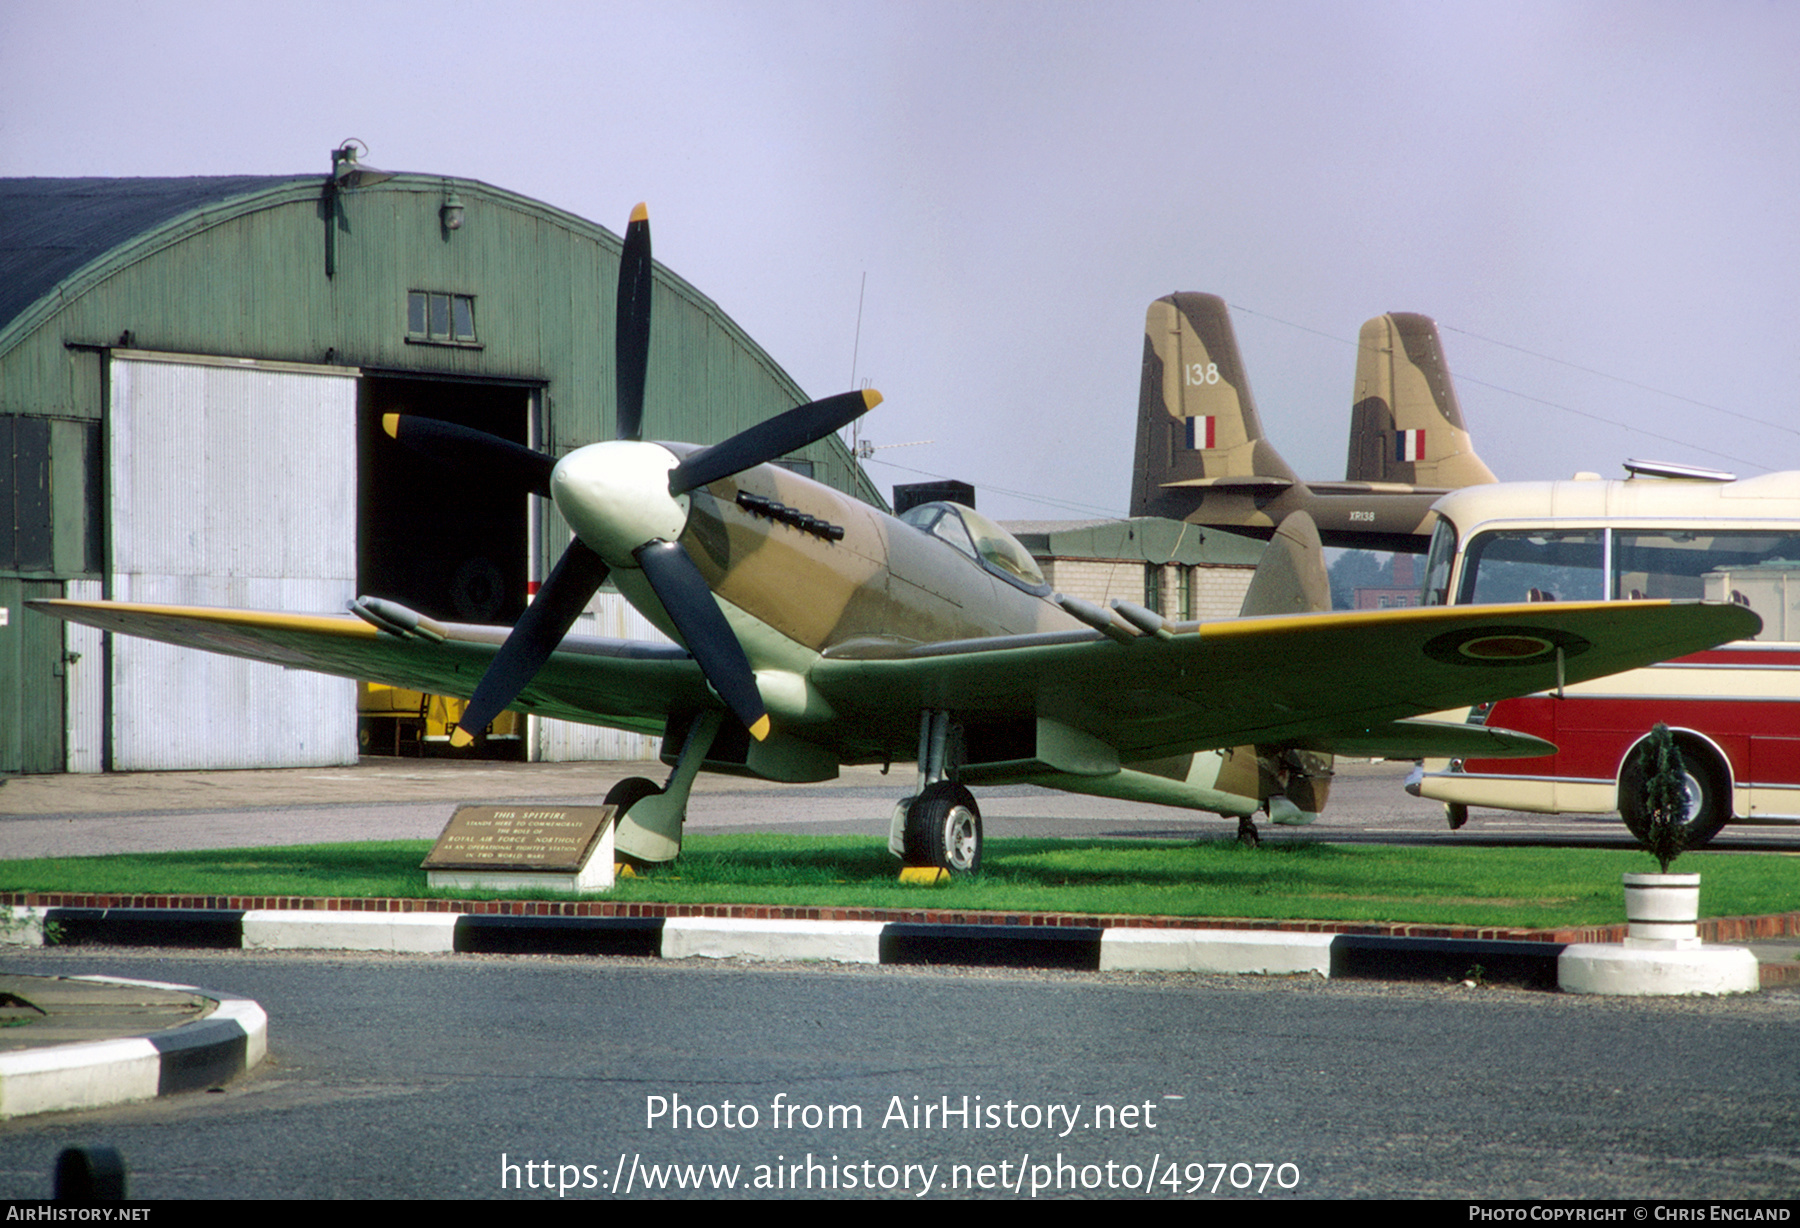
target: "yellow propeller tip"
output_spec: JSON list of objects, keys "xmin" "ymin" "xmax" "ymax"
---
[
  {"xmin": 748, "ymin": 714, "xmax": 771, "ymax": 742},
  {"xmin": 381, "ymin": 413, "xmax": 400, "ymax": 439},
  {"xmin": 630, "ymin": 202, "xmax": 648, "ymax": 223},
  {"xmin": 862, "ymin": 389, "xmax": 883, "ymax": 410},
  {"xmin": 449, "ymin": 727, "xmax": 475, "ymax": 749}
]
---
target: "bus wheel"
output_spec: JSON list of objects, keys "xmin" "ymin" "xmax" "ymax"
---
[{"xmin": 1618, "ymin": 740, "xmax": 1730, "ymax": 847}]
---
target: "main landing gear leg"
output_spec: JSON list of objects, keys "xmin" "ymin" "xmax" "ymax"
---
[
  {"xmin": 611, "ymin": 709, "xmax": 723, "ymax": 864},
  {"xmin": 891, "ymin": 709, "xmax": 984, "ymax": 874}
]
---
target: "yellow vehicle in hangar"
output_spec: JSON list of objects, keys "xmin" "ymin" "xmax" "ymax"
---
[{"xmin": 358, "ymin": 682, "xmax": 522, "ymax": 758}]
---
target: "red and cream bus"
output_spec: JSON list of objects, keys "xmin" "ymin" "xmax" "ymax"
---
[{"xmin": 1410, "ymin": 462, "xmax": 1800, "ymax": 845}]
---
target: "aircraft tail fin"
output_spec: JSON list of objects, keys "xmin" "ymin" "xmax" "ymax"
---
[
  {"xmin": 1237, "ymin": 509, "xmax": 1334, "ymax": 826},
  {"xmin": 1238, "ymin": 510, "xmax": 1329, "ymax": 617},
  {"xmin": 1345, "ymin": 313, "xmax": 1495, "ymax": 488},
  {"xmin": 1131, "ymin": 293, "xmax": 1299, "ymax": 518}
]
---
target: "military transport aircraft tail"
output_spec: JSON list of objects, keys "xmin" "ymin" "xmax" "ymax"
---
[
  {"xmin": 1130, "ymin": 294, "xmax": 1495, "ymax": 552},
  {"xmin": 1344, "ymin": 312, "xmax": 1496, "ymax": 488},
  {"xmin": 1129, "ymin": 292, "xmax": 1300, "ymax": 521}
]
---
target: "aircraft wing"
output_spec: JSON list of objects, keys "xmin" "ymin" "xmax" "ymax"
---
[
  {"xmin": 810, "ymin": 601, "xmax": 1761, "ymax": 762},
  {"xmin": 32, "ymin": 597, "xmax": 1759, "ymax": 765},
  {"xmin": 31, "ymin": 599, "xmax": 712, "ymax": 738}
]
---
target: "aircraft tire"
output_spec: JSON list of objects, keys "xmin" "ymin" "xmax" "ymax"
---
[
  {"xmin": 904, "ymin": 782, "xmax": 982, "ymax": 874},
  {"xmin": 1617, "ymin": 738, "xmax": 1730, "ymax": 848}
]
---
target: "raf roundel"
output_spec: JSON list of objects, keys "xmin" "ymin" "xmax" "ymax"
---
[{"xmin": 1422, "ymin": 624, "xmax": 1593, "ymax": 668}]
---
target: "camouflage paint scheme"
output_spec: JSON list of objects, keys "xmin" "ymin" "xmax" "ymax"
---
[
  {"xmin": 1345, "ymin": 312, "xmax": 1495, "ymax": 490},
  {"xmin": 1131, "ymin": 293, "xmax": 1495, "ymax": 553},
  {"xmin": 36, "ymin": 452, "xmax": 1759, "ymax": 860}
]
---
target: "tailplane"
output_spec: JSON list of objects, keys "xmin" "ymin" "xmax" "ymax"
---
[
  {"xmin": 1345, "ymin": 312, "xmax": 1495, "ymax": 488},
  {"xmin": 1131, "ymin": 293, "xmax": 1298, "ymax": 519}
]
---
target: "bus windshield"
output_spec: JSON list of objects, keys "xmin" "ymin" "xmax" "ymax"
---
[{"xmin": 1454, "ymin": 524, "xmax": 1800, "ymax": 640}]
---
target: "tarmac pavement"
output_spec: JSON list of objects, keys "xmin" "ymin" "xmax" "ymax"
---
[{"xmin": 0, "ymin": 755, "xmax": 1794, "ymax": 1120}]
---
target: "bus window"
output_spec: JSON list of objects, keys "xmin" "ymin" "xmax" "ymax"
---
[
  {"xmin": 1613, "ymin": 528, "xmax": 1800, "ymax": 641},
  {"xmin": 1420, "ymin": 520, "xmax": 1456, "ymax": 606},
  {"xmin": 1457, "ymin": 529, "xmax": 1604, "ymax": 605}
]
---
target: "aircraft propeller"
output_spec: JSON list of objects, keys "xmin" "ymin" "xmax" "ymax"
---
[{"xmin": 382, "ymin": 203, "xmax": 879, "ymax": 747}]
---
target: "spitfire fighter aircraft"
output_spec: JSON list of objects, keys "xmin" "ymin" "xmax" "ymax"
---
[
  {"xmin": 1132, "ymin": 292, "xmax": 1498, "ymax": 552},
  {"xmin": 34, "ymin": 209, "xmax": 1760, "ymax": 872}
]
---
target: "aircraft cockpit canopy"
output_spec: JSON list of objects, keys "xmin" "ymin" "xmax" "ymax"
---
[{"xmin": 899, "ymin": 501, "xmax": 1049, "ymax": 593}]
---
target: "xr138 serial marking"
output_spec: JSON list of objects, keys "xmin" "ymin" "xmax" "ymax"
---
[{"xmin": 33, "ymin": 208, "xmax": 1760, "ymax": 873}]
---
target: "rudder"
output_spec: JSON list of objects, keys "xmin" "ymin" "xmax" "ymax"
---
[
  {"xmin": 1237, "ymin": 509, "xmax": 1333, "ymax": 825},
  {"xmin": 1132, "ymin": 293, "xmax": 1298, "ymax": 517},
  {"xmin": 1238, "ymin": 510, "xmax": 1329, "ymax": 617},
  {"xmin": 1345, "ymin": 312, "xmax": 1495, "ymax": 488}
]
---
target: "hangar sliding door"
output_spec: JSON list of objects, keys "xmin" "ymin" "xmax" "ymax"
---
[{"xmin": 108, "ymin": 353, "xmax": 359, "ymax": 770}]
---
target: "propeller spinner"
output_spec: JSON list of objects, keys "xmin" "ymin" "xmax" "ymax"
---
[{"xmin": 381, "ymin": 204, "xmax": 879, "ymax": 747}]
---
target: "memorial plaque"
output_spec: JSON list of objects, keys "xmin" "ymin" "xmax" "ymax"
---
[{"xmin": 423, "ymin": 804, "xmax": 617, "ymax": 892}]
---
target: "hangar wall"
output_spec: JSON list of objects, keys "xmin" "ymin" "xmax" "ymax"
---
[{"xmin": 0, "ymin": 172, "xmax": 879, "ymax": 773}]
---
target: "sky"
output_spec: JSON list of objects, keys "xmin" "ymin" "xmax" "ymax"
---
[{"xmin": 5, "ymin": 0, "xmax": 1798, "ymax": 520}]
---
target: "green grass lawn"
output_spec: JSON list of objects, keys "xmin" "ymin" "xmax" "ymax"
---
[{"xmin": 2, "ymin": 835, "xmax": 1795, "ymax": 929}]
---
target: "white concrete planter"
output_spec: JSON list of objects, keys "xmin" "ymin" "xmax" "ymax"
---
[
  {"xmin": 1561, "ymin": 870, "xmax": 1758, "ymax": 996},
  {"xmin": 1622, "ymin": 871, "xmax": 1700, "ymax": 947}
]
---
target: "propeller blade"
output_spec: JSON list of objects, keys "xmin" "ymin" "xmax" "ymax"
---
[
  {"xmin": 449, "ymin": 539, "xmax": 610, "ymax": 747},
  {"xmin": 382, "ymin": 414, "xmax": 555, "ymax": 499},
  {"xmin": 667, "ymin": 388, "xmax": 881, "ymax": 496},
  {"xmin": 615, "ymin": 203, "xmax": 652, "ymax": 442},
  {"xmin": 634, "ymin": 539, "xmax": 770, "ymax": 741}
]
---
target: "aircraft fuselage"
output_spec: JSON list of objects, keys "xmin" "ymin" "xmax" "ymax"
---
[
  {"xmin": 1136, "ymin": 480, "xmax": 1454, "ymax": 554},
  {"xmin": 600, "ymin": 450, "xmax": 1273, "ymax": 819}
]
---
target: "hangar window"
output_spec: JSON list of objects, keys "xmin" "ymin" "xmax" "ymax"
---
[{"xmin": 407, "ymin": 291, "xmax": 479, "ymax": 347}]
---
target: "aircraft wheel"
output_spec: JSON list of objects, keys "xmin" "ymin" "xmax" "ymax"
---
[
  {"xmin": 1445, "ymin": 802, "xmax": 1469, "ymax": 830},
  {"xmin": 904, "ymin": 782, "xmax": 982, "ymax": 874},
  {"xmin": 1617, "ymin": 739, "xmax": 1730, "ymax": 848}
]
